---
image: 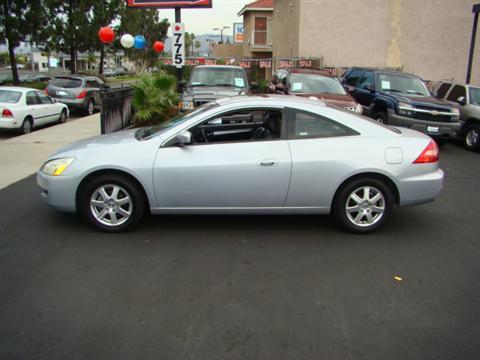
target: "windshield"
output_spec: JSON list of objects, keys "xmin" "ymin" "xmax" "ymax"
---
[
  {"xmin": 189, "ymin": 67, "xmax": 247, "ymax": 88},
  {"xmin": 290, "ymin": 73, "xmax": 347, "ymax": 94},
  {"xmin": 0, "ymin": 90, "xmax": 22, "ymax": 103},
  {"xmin": 51, "ymin": 77, "xmax": 83, "ymax": 88},
  {"xmin": 376, "ymin": 73, "xmax": 430, "ymax": 96},
  {"xmin": 469, "ymin": 87, "xmax": 480, "ymax": 105},
  {"xmin": 137, "ymin": 102, "xmax": 219, "ymax": 139}
]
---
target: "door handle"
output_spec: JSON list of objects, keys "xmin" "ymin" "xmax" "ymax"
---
[{"xmin": 258, "ymin": 160, "xmax": 277, "ymax": 166}]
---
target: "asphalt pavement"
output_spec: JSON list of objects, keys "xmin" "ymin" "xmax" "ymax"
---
[{"xmin": 0, "ymin": 143, "xmax": 479, "ymax": 360}]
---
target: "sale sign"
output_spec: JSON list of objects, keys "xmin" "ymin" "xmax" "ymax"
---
[
  {"xmin": 127, "ymin": 0, "xmax": 212, "ymax": 8},
  {"xmin": 172, "ymin": 23, "xmax": 185, "ymax": 67}
]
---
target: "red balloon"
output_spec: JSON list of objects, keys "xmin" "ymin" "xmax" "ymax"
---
[
  {"xmin": 153, "ymin": 41, "xmax": 164, "ymax": 53},
  {"xmin": 98, "ymin": 27, "xmax": 115, "ymax": 44}
]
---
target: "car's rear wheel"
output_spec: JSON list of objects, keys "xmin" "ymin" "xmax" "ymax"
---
[
  {"xmin": 20, "ymin": 117, "xmax": 33, "ymax": 134},
  {"xmin": 463, "ymin": 124, "xmax": 480, "ymax": 152},
  {"xmin": 372, "ymin": 110, "xmax": 388, "ymax": 124},
  {"xmin": 58, "ymin": 109, "xmax": 67, "ymax": 124},
  {"xmin": 80, "ymin": 174, "xmax": 145, "ymax": 232},
  {"xmin": 333, "ymin": 177, "xmax": 394, "ymax": 233}
]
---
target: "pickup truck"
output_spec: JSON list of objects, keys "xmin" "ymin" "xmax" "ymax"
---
[
  {"xmin": 341, "ymin": 67, "xmax": 461, "ymax": 144},
  {"xmin": 434, "ymin": 81, "xmax": 480, "ymax": 151}
]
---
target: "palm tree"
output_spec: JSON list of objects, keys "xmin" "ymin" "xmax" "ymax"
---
[
  {"xmin": 190, "ymin": 33, "xmax": 195, "ymax": 56},
  {"xmin": 86, "ymin": 53, "xmax": 97, "ymax": 70},
  {"xmin": 131, "ymin": 72, "xmax": 179, "ymax": 124},
  {"xmin": 194, "ymin": 41, "xmax": 201, "ymax": 56}
]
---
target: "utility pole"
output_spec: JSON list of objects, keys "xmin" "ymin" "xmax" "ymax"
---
[
  {"xmin": 175, "ymin": 7, "xmax": 182, "ymax": 91},
  {"xmin": 466, "ymin": 4, "xmax": 480, "ymax": 84}
]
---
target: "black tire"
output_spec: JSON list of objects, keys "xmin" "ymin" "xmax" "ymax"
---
[
  {"xmin": 58, "ymin": 109, "xmax": 67, "ymax": 124},
  {"xmin": 332, "ymin": 177, "xmax": 394, "ymax": 233},
  {"xmin": 372, "ymin": 110, "xmax": 388, "ymax": 124},
  {"xmin": 19, "ymin": 117, "xmax": 33, "ymax": 134},
  {"xmin": 84, "ymin": 98, "xmax": 95, "ymax": 116},
  {"xmin": 463, "ymin": 124, "xmax": 480, "ymax": 152},
  {"xmin": 80, "ymin": 174, "xmax": 145, "ymax": 232}
]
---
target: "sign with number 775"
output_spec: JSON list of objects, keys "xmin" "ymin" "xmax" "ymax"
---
[{"xmin": 172, "ymin": 23, "xmax": 185, "ymax": 68}]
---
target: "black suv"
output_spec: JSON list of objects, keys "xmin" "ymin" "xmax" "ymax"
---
[{"xmin": 341, "ymin": 68, "xmax": 461, "ymax": 142}]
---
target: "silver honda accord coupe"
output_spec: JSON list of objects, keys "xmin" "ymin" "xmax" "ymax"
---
[{"xmin": 37, "ymin": 95, "xmax": 443, "ymax": 233}]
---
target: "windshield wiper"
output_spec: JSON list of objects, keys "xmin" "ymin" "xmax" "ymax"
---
[
  {"xmin": 189, "ymin": 84, "xmax": 210, "ymax": 87},
  {"xmin": 384, "ymin": 89, "xmax": 403, "ymax": 93},
  {"xmin": 215, "ymin": 83, "xmax": 242, "ymax": 87}
]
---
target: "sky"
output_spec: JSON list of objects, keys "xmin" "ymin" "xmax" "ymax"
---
[{"xmin": 157, "ymin": 0, "xmax": 251, "ymax": 36}]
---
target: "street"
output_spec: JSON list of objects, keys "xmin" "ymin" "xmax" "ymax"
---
[{"xmin": 0, "ymin": 142, "xmax": 479, "ymax": 360}]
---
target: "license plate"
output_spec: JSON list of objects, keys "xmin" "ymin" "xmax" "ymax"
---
[
  {"xmin": 57, "ymin": 90, "xmax": 67, "ymax": 96},
  {"xmin": 427, "ymin": 126, "xmax": 439, "ymax": 133}
]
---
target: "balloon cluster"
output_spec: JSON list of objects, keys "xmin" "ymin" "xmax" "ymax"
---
[{"xmin": 98, "ymin": 27, "xmax": 164, "ymax": 53}]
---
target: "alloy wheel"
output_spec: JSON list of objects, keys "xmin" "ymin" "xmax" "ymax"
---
[
  {"xmin": 466, "ymin": 127, "xmax": 479, "ymax": 147},
  {"xmin": 90, "ymin": 184, "xmax": 132, "ymax": 227},
  {"xmin": 87, "ymin": 100, "xmax": 94, "ymax": 115},
  {"xmin": 345, "ymin": 186, "xmax": 385, "ymax": 227}
]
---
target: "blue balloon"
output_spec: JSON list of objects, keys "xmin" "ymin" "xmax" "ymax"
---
[{"xmin": 134, "ymin": 35, "xmax": 146, "ymax": 49}]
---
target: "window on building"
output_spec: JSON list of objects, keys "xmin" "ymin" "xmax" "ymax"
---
[{"xmin": 446, "ymin": 85, "xmax": 466, "ymax": 102}]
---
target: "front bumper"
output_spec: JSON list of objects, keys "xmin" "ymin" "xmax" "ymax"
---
[
  {"xmin": 37, "ymin": 171, "xmax": 78, "ymax": 212},
  {"xmin": 387, "ymin": 109, "xmax": 461, "ymax": 138}
]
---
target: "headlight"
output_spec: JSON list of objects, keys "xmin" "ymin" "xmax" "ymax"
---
[
  {"xmin": 41, "ymin": 157, "xmax": 75, "ymax": 176},
  {"xmin": 179, "ymin": 100, "xmax": 194, "ymax": 110},
  {"xmin": 398, "ymin": 101, "xmax": 415, "ymax": 117},
  {"xmin": 450, "ymin": 107, "xmax": 460, "ymax": 121}
]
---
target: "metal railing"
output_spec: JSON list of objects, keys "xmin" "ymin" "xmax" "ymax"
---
[
  {"xmin": 100, "ymin": 87, "xmax": 134, "ymax": 134},
  {"xmin": 252, "ymin": 30, "xmax": 271, "ymax": 47}
]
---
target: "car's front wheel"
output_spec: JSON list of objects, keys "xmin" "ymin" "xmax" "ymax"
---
[
  {"xmin": 372, "ymin": 110, "xmax": 388, "ymax": 124},
  {"xmin": 464, "ymin": 124, "xmax": 480, "ymax": 152},
  {"xmin": 80, "ymin": 174, "xmax": 145, "ymax": 232},
  {"xmin": 333, "ymin": 177, "xmax": 394, "ymax": 233}
]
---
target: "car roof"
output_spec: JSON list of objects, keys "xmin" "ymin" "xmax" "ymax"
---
[
  {"xmin": 215, "ymin": 94, "xmax": 327, "ymax": 107},
  {"xmin": 348, "ymin": 67, "xmax": 419, "ymax": 77},
  {"xmin": 279, "ymin": 68, "xmax": 336, "ymax": 77},
  {"xmin": 194, "ymin": 65, "xmax": 244, "ymax": 70},
  {"xmin": 0, "ymin": 86, "xmax": 40, "ymax": 93},
  {"xmin": 438, "ymin": 81, "xmax": 480, "ymax": 88}
]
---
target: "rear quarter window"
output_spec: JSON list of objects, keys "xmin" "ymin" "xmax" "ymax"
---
[{"xmin": 51, "ymin": 78, "xmax": 83, "ymax": 88}]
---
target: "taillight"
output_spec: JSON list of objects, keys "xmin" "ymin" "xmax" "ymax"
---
[
  {"xmin": 2, "ymin": 109, "xmax": 13, "ymax": 117},
  {"xmin": 413, "ymin": 140, "xmax": 439, "ymax": 163},
  {"xmin": 76, "ymin": 89, "xmax": 87, "ymax": 99}
]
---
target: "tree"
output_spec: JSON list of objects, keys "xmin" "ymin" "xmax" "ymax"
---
[
  {"xmin": 194, "ymin": 41, "xmax": 201, "ymax": 56},
  {"xmin": 87, "ymin": 0, "xmax": 120, "ymax": 75},
  {"xmin": 184, "ymin": 32, "xmax": 192, "ymax": 57},
  {"xmin": 116, "ymin": 4, "xmax": 169, "ymax": 71},
  {"xmin": 45, "ymin": 0, "xmax": 95, "ymax": 74},
  {"xmin": 0, "ymin": 0, "xmax": 30, "ymax": 83}
]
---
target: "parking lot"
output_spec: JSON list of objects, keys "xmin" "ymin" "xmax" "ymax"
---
[{"xmin": 0, "ymin": 142, "xmax": 479, "ymax": 359}]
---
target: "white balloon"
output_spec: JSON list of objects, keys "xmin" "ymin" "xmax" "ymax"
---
[{"xmin": 120, "ymin": 34, "xmax": 134, "ymax": 48}]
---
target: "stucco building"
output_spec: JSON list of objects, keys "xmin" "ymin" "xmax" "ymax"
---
[
  {"xmin": 238, "ymin": 0, "xmax": 273, "ymax": 59},
  {"xmin": 272, "ymin": 0, "xmax": 480, "ymax": 84}
]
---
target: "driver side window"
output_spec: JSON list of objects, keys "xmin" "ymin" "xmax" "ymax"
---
[{"xmin": 187, "ymin": 108, "xmax": 284, "ymax": 145}]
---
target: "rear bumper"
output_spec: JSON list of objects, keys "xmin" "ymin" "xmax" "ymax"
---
[
  {"xmin": 387, "ymin": 109, "xmax": 461, "ymax": 138},
  {"xmin": 37, "ymin": 171, "xmax": 77, "ymax": 213},
  {"xmin": 0, "ymin": 118, "xmax": 20, "ymax": 129},
  {"xmin": 398, "ymin": 168, "xmax": 444, "ymax": 206},
  {"xmin": 51, "ymin": 97, "xmax": 87, "ymax": 109}
]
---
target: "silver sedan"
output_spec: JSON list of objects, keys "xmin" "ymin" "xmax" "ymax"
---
[{"xmin": 37, "ymin": 95, "xmax": 443, "ymax": 233}]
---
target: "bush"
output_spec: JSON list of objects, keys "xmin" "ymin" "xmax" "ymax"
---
[{"xmin": 131, "ymin": 72, "xmax": 180, "ymax": 125}]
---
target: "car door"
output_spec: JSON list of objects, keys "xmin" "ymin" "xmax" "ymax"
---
[
  {"xmin": 152, "ymin": 107, "xmax": 292, "ymax": 209},
  {"xmin": 25, "ymin": 91, "xmax": 45, "ymax": 125},
  {"xmin": 354, "ymin": 70, "xmax": 375, "ymax": 110},
  {"xmin": 343, "ymin": 68, "xmax": 364, "ymax": 101},
  {"xmin": 36, "ymin": 91, "xmax": 59, "ymax": 124}
]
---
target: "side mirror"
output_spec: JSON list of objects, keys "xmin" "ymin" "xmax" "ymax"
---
[
  {"xmin": 170, "ymin": 130, "xmax": 192, "ymax": 147},
  {"xmin": 457, "ymin": 96, "xmax": 466, "ymax": 106},
  {"xmin": 250, "ymin": 81, "xmax": 259, "ymax": 90}
]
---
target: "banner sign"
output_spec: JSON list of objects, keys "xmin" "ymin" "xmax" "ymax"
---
[
  {"xmin": 233, "ymin": 23, "xmax": 244, "ymax": 43},
  {"xmin": 239, "ymin": 60, "xmax": 251, "ymax": 68},
  {"xmin": 127, "ymin": 0, "xmax": 212, "ymax": 8},
  {"xmin": 259, "ymin": 60, "xmax": 271, "ymax": 68},
  {"xmin": 279, "ymin": 60, "xmax": 294, "ymax": 68},
  {"xmin": 298, "ymin": 59, "xmax": 312, "ymax": 68},
  {"xmin": 172, "ymin": 23, "xmax": 185, "ymax": 67}
]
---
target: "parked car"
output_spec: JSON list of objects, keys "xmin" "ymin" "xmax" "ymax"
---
[
  {"xmin": 103, "ymin": 68, "xmax": 129, "ymax": 77},
  {"xmin": 269, "ymin": 68, "xmax": 363, "ymax": 114},
  {"xmin": 434, "ymin": 81, "xmax": 480, "ymax": 151},
  {"xmin": 19, "ymin": 73, "xmax": 51, "ymax": 83},
  {"xmin": 178, "ymin": 65, "xmax": 253, "ymax": 111},
  {"xmin": 46, "ymin": 75, "xmax": 108, "ymax": 115},
  {"xmin": 38, "ymin": 95, "xmax": 443, "ymax": 233},
  {"xmin": 0, "ymin": 74, "xmax": 13, "ymax": 84},
  {"xmin": 341, "ymin": 68, "xmax": 461, "ymax": 144},
  {"xmin": 0, "ymin": 86, "xmax": 68, "ymax": 134}
]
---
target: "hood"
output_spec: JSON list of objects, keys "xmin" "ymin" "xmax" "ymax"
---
[
  {"xmin": 51, "ymin": 128, "xmax": 140, "ymax": 157},
  {"xmin": 184, "ymin": 86, "xmax": 245, "ymax": 98},
  {"xmin": 379, "ymin": 92, "xmax": 452, "ymax": 109},
  {"xmin": 293, "ymin": 93, "xmax": 357, "ymax": 108}
]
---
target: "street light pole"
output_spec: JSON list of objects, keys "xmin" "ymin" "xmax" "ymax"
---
[
  {"xmin": 212, "ymin": 26, "xmax": 230, "ymax": 44},
  {"xmin": 466, "ymin": 3, "xmax": 480, "ymax": 84}
]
